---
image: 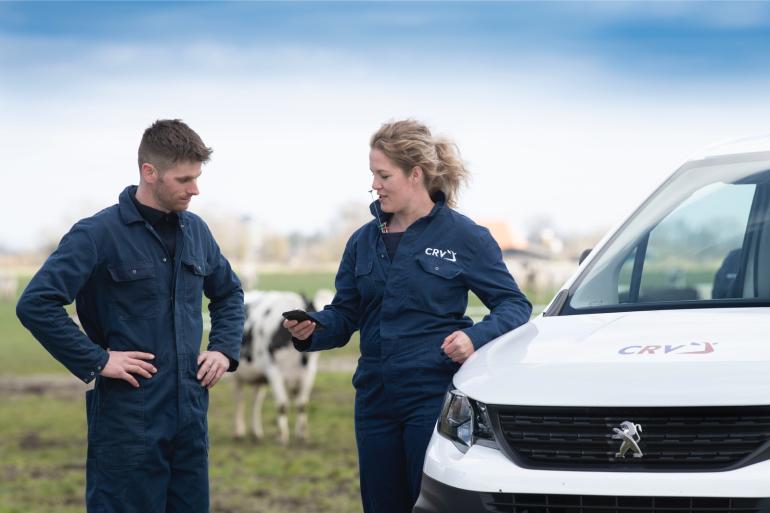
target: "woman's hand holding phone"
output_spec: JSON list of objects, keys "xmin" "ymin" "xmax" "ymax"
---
[{"xmin": 282, "ymin": 310, "xmax": 321, "ymax": 341}]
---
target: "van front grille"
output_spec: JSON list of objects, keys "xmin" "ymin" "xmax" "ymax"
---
[{"xmin": 492, "ymin": 405, "xmax": 770, "ymax": 471}]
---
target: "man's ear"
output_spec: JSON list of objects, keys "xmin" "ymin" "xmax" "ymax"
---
[{"xmin": 140, "ymin": 163, "xmax": 159, "ymax": 184}]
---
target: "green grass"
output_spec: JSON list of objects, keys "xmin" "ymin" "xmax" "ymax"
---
[
  {"xmin": 2, "ymin": 276, "xmax": 75, "ymax": 375},
  {"xmin": 208, "ymin": 374, "xmax": 359, "ymax": 513},
  {"xmin": 254, "ymin": 272, "xmax": 336, "ymax": 298},
  {"xmin": 0, "ymin": 374, "xmax": 360, "ymax": 513},
  {"xmin": 0, "ymin": 393, "xmax": 91, "ymax": 513}
]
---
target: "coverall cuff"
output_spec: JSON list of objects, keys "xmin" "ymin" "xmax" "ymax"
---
[
  {"xmin": 208, "ymin": 346, "xmax": 240, "ymax": 372},
  {"xmin": 462, "ymin": 327, "xmax": 486, "ymax": 352},
  {"xmin": 82, "ymin": 350, "xmax": 110, "ymax": 384},
  {"xmin": 292, "ymin": 335, "xmax": 313, "ymax": 352}
]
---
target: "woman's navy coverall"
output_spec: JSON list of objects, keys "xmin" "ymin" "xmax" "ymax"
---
[
  {"xmin": 16, "ymin": 186, "xmax": 244, "ymax": 513},
  {"xmin": 296, "ymin": 195, "xmax": 532, "ymax": 513}
]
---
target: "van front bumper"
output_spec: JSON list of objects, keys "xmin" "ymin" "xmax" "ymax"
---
[
  {"xmin": 413, "ymin": 473, "xmax": 488, "ymax": 513},
  {"xmin": 413, "ymin": 473, "xmax": 770, "ymax": 513},
  {"xmin": 415, "ymin": 428, "xmax": 770, "ymax": 512},
  {"xmin": 422, "ymin": 427, "xmax": 770, "ymax": 496}
]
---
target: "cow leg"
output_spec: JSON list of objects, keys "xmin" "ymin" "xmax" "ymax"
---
[
  {"xmin": 265, "ymin": 365, "xmax": 291, "ymax": 445},
  {"xmin": 294, "ymin": 353, "xmax": 319, "ymax": 441},
  {"xmin": 294, "ymin": 400, "xmax": 309, "ymax": 442},
  {"xmin": 234, "ymin": 377, "xmax": 247, "ymax": 439},
  {"xmin": 251, "ymin": 384, "xmax": 268, "ymax": 441}
]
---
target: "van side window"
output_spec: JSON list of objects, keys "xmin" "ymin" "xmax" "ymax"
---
[
  {"xmin": 632, "ymin": 183, "xmax": 754, "ymax": 303},
  {"xmin": 617, "ymin": 247, "xmax": 636, "ymax": 303},
  {"xmin": 569, "ymin": 157, "xmax": 770, "ymax": 313}
]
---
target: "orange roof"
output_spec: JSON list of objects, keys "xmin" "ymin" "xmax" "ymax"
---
[{"xmin": 479, "ymin": 219, "xmax": 529, "ymax": 251}]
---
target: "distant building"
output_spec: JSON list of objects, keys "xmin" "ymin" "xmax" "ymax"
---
[
  {"xmin": 478, "ymin": 219, "xmax": 529, "ymax": 252},
  {"xmin": 479, "ymin": 219, "xmax": 575, "ymax": 296}
]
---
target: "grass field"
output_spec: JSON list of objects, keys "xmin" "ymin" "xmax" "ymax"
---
[
  {"xmin": 1, "ymin": 271, "xmax": 547, "ymax": 512},
  {"xmin": 2, "ymin": 273, "xmax": 362, "ymax": 512},
  {"xmin": 1, "ymin": 374, "xmax": 359, "ymax": 513}
]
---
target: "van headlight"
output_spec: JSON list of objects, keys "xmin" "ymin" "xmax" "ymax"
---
[{"xmin": 437, "ymin": 388, "xmax": 497, "ymax": 453}]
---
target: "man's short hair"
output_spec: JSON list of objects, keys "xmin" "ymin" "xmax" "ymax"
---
[{"xmin": 138, "ymin": 119, "xmax": 212, "ymax": 172}]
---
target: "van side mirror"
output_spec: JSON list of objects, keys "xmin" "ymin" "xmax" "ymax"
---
[{"xmin": 579, "ymin": 248, "xmax": 592, "ymax": 265}]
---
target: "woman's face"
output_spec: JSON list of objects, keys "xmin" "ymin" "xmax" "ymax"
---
[{"xmin": 369, "ymin": 148, "xmax": 419, "ymax": 214}]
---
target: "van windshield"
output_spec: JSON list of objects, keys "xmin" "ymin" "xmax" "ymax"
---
[{"xmin": 564, "ymin": 152, "xmax": 770, "ymax": 314}]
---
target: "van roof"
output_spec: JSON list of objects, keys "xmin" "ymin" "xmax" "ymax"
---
[{"xmin": 689, "ymin": 134, "xmax": 770, "ymax": 161}]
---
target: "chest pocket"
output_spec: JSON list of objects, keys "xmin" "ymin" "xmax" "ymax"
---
[
  {"xmin": 354, "ymin": 251, "xmax": 385, "ymax": 305},
  {"xmin": 354, "ymin": 256, "xmax": 373, "ymax": 277},
  {"xmin": 410, "ymin": 255, "xmax": 466, "ymax": 314},
  {"xmin": 182, "ymin": 256, "xmax": 211, "ymax": 312},
  {"xmin": 107, "ymin": 261, "xmax": 158, "ymax": 320}
]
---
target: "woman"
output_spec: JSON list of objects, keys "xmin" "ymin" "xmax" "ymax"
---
[{"xmin": 285, "ymin": 119, "xmax": 532, "ymax": 513}]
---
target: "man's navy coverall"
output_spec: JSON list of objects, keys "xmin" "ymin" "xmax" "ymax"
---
[
  {"xmin": 16, "ymin": 186, "xmax": 244, "ymax": 513},
  {"xmin": 295, "ymin": 194, "xmax": 532, "ymax": 513}
]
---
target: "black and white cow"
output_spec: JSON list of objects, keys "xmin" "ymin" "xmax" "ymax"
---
[{"xmin": 234, "ymin": 288, "xmax": 334, "ymax": 444}]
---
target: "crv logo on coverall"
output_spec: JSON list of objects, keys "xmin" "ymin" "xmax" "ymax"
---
[{"xmin": 425, "ymin": 248, "xmax": 457, "ymax": 262}]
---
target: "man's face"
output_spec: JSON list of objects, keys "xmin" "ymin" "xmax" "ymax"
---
[{"xmin": 152, "ymin": 161, "xmax": 202, "ymax": 212}]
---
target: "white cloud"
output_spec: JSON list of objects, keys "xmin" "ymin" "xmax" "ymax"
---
[{"xmin": 3, "ymin": 37, "xmax": 770, "ymax": 251}]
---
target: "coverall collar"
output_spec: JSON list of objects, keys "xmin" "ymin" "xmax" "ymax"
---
[
  {"xmin": 130, "ymin": 188, "xmax": 178, "ymax": 227},
  {"xmin": 119, "ymin": 185, "xmax": 190, "ymax": 226},
  {"xmin": 368, "ymin": 191, "xmax": 446, "ymax": 224}
]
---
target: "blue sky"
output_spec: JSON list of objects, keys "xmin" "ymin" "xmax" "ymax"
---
[
  {"xmin": 3, "ymin": 1, "xmax": 770, "ymax": 251},
  {"xmin": 4, "ymin": 2, "xmax": 770, "ymax": 77}
]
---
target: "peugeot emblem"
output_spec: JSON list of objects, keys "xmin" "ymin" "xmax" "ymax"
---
[{"xmin": 611, "ymin": 420, "xmax": 644, "ymax": 458}]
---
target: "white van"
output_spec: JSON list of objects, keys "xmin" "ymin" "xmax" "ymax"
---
[{"xmin": 414, "ymin": 137, "xmax": 770, "ymax": 513}]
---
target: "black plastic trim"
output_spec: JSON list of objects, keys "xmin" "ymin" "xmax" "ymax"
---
[
  {"xmin": 559, "ymin": 298, "xmax": 770, "ymax": 316},
  {"xmin": 487, "ymin": 404, "xmax": 770, "ymax": 473},
  {"xmin": 413, "ymin": 474, "xmax": 770, "ymax": 513},
  {"xmin": 413, "ymin": 474, "xmax": 492, "ymax": 513},
  {"xmin": 542, "ymin": 289, "xmax": 569, "ymax": 317}
]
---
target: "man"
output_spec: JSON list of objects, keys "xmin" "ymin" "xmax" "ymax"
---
[{"xmin": 16, "ymin": 119, "xmax": 244, "ymax": 512}]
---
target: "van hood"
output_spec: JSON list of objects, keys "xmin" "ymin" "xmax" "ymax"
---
[{"xmin": 454, "ymin": 308, "xmax": 770, "ymax": 407}]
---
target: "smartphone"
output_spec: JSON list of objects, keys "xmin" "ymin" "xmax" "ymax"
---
[{"xmin": 282, "ymin": 310, "xmax": 324, "ymax": 330}]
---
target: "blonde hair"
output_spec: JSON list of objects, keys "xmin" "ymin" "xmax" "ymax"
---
[{"xmin": 370, "ymin": 119, "xmax": 469, "ymax": 208}]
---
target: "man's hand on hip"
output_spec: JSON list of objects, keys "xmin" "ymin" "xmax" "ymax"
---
[
  {"xmin": 101, "ymin": 350, "xmax": 157, "ymax": 388},
  {"xmin": 197, "ymin": 351, "xmax": 229, "ymax": 389}
]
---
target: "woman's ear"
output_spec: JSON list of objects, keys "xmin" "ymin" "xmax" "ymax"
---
[{"xmin": 411, "ymin": 166, "xmax": 423, "ymax": 183}]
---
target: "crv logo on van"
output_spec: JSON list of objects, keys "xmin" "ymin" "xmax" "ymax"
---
[{"xmin": 618, "ymin": 342, "xmax": 717, "ymax": 355}]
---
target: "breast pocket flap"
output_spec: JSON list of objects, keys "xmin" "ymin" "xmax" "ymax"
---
[
  {"xmin": 417, "ymin": 255, "xmax": 462, "ymax": 280},
  {"xmin": 107, "ymin": 261, "xmax": 155, "ymax": 282},
  {"xmin": 182, "ymin": 256, "xmax": 210, "ymax": 276},
  {"xmin": 354, "ymin": 256, "xmax": 373, "ymax": 277}
]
